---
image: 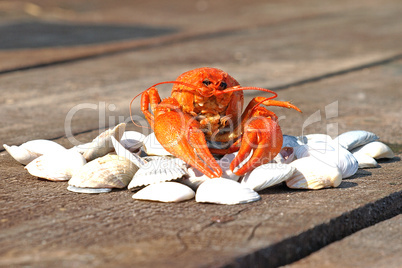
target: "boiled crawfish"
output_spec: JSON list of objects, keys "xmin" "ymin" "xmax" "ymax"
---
[{"xmin": 132, "ymin": 67, "xmax": 301, "ymax": 178}]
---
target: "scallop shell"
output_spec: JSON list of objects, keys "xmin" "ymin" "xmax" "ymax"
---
[
  {"xmin": 127, "ymin": 157, "xmax": 187, "ymax": 189},
  {"xmin": 4, "ymin": 140, "xmax": 66, "ymax": 165},
  {"xmin": 350, "ymin": 141, "xmax": 395, "ymax": 159},
  {"xmin": 68, "ymin": 154, "xmax": 138, "ymax": 191},
  {"xmin": 181, "ymin": 167, "xmax": 210, "ymax": 190},
  {"xmin": 304, "ymin": 134, "xmax": 333, "ymax": 144},
  {"xmin": 68, "ymin": 142, "xmax": 93, "ymax": 155},
  {"xmin": 142, "ymin": 132, "xmax": 172, "ymax": 156},
  {"xmin": 217, "ymin": 153, "xmax": 242, "ymax": 181},
  {"xmin": 180, "ymin": 152, "xmax": 241, "ymax": 190},
  {"xmin": 286, "ymin": 157, "xmax": 342, "ymax": 190},
  {"xmin": 132, "ymin": 182, "xmax": 195, "ymax": 202},
  {"xmin": 67, "ymin": 185, "xmax": 112, "ymax": 194},
  {"xmin": 25, "ymin": 150, "xmax": 86, "ymax": 181},
  {"xmin": 333, "ymin": 130, "xmax": 379, "ymax": 151},
  {"xmin": 273, "ymin": 147, "xmax": 295, "ymax": 164},
  {"xmin": 294, "ymin": 141, "xmax": 358, "ymax": 178},
  {"xmin": 82, "ymin": 123, "xmax": 126, "ymax": 161},
  {"xmin": 195, "ymin": 178, "xmax": 260, "ymax": 205},
  {"xmin": 120, "ymin": 131, "xmax": 146, "ymax": 153},
  {"xmin": 241, "ymin": 163, "xmax": 295, "ymax": 192},
  {"xmin": 111, "ymin": 136, "xmax": 147, "ymax": 167},
  {"xmin": 352, "ymin": 152, "xmax": 379, "ymax": 169}
]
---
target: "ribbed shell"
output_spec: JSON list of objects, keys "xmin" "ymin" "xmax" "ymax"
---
[
  {"xmin": 4, "ymin": 140, "xmax": 65, "ymax": 165},
  {"xmin": 132, "ymin": 182, "xmax": 195, "ymax": 202},
  {"xmin": 333, "ymin": 130, "xmax": 379, "ymax": 151},
  {"xmin": 69, "ymin": 154, "xmax": 137, "ymax": 189},
  {"xmin": 142, "ymin": 132, "xmax": 172, "ymax": 156},
  {"xmin": 24, "ymin": 150, "xmax": 86, "ymax": 181},
  {"xmin": 82, "ymin": 123, "xmax": 126, "ymax": 161},
  {"xmin": 195, "ymin": 178, "xmax": 260, "ymax": 205},
  {"xmin": 352, "ymin": 152, "xmax": 378, "ymax": 168},
  {"xmin": 351, "ymin": 141, "xmax": 394, "ymax": 159},
  {"xmin": 286, "ymin": 157, "xmax": 342, "ymax": 190},
  {"xmin": 294, "ymin": 141, "xmax": 358, "ymax": 179},
  {"xmin": 120, "ymin": 131, "xmax": 145, "ymax": 152},
  {"xmin": 111, "ymin": 136, "xmax": 147, "ymax": 167},
  {"xmin": 241, "ymin": 163, "xmax": 295, "ymax": 192},
  {"xmin": 128, "ymin": 157, "xmax": 187, "ymax": 189}
]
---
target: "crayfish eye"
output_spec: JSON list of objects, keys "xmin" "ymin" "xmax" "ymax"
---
[
  {"xmin": 219, "ymin": 81, "xmax": 227, "ymax": 90},
  {"xmin": 202, "ymin": 79, "xmax": 212, "ymax": 86}
]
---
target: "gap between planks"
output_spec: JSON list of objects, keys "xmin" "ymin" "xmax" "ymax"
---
[{"xmin": 222, "ymin": 191, "xmax": 402, "ymax": 268}]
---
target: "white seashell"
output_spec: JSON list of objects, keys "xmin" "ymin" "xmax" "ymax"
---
[
  {"xmin": 67, "ymin": 185, "xmax": 112, "ymax": 194},
  {"xmin": 120, "ymin": 131, "xmax": 146, "ymax": 153},
  {"xmin": 69, "ymin": 154, "xmax": 138, "ymax": 190},
  {"xmin": 181, "ymin": 152, "xmax": 241, "ymax": 190},
  {"xmin": 282, "ymin": 135, "xmax": 300, "ymax": 148},
  {"xmin": 181, "ymin": 167, "xmax": 210, "ymax": 190},
  {"xmin": 351, "ymin": 141, "xmax": 395, "ymax": 159},
  {"xmin": 286, "ymin": 157, "xmax": 342, "ymax": 190},
  {"xmin": 273, "ymin": 147, "xmax": 295, "ymax": 164},
  {"xmin": 217, "ymin": 153, "xmax": 242, "ymax": 181},
  {"xmin": 195, "ymin": 178, "xmax": 260, "ymax": 205},
  {"xmin": 294, "ymin": 141, "xmax": 358, "ymax": 178},
  {"xmin": 25, "ymin": 150, "xmax": 86, "ymax": 181},
  {"xmin": 132, "ymin": 182, "xmax": 195, "ymax": 202},
  {"xmin": 4, "ymin": 140, "xmax": 65, "ymax": 165},
  {"xmin": 128, "ymin": 157, "xmax": 187, "ymax": 189},
  {"xmin": 304, "ymin": 134, "xmax": 333, "ymax": 144},
  {"xmin": 82, "ymin": 123, "xmax": 126, "ymax": 161},
  {"xmin": 241, "ymin": 163, "xmax": 295, "ymax": 192},
  {"xmin": 143, "ymin": 132, "xmax": 172, "ymax": 156},
  {"xmin": 68, "ymin": 142, "xmax": 93, "ymax": 155},
  {"xmin": 352, "ymin": 152, "xmax": 378, "ymax": 168},
  {"xmin": 111, "ymin": 136, "xmax": 147, "ymax": 167},
  {"xmin": 332, "ymin": 130, "xmax": 379, "ymax": 151}
]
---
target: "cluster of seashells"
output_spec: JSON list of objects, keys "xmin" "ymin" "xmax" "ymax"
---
[{"xmin": 4, "ymin": 123, "xmax": 395, "ymax": 205}]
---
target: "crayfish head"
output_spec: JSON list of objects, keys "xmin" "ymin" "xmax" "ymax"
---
[{"xmin": 173, "ymin": 67, "xmax": 240, "ymax": 98}]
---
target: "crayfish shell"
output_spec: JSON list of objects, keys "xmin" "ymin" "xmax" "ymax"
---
[
  {"xmin": 127, "ymin": 157, "xmax": 187, "ymax": 190},
  {"xmin": 351, "ymin": 141, "xmax": 395, "ymax": 160},
  {"xmin": 82, "ymin": 123, "xmax": 126, "ymax": 162},
  {"xmin": 241, "ymin": 163, "xmax": 295, "ymax": 192},
  {"xmin": 195, "ymin": 178, "xmax": 260, "ymax": 205},
  {"xmin": 25, "ymin": 150, "xmax": 86, "ymax": 181},
  {"xmin": 68, "ymin": 154, "xmax": 138, "ymax": 193},
  {"xmin": 4, "ymin": 139, "xmax": 66, "ymax": 165},
  {"xmin": 286, "ymin": 157, "xmax": 342, "ymax": 190},
  {"xmin": 333, "ymin": 130, "xmax": 379, "ymax": 151},
  {"xmin": 132, "ymin": 182, "xmax": 195, "ymax": 203}
]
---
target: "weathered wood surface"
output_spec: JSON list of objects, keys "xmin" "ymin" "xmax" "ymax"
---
[
  {"xmin": 287, "ymin": 215, "xmax": 402, "ymax": 268},
  {"xmin": 2, "ymin": 0, "xmax": 400, "ymax": 74},
  {"xmin": 0, "ymin": 0, "xmax": 401, "ymax": 267}
]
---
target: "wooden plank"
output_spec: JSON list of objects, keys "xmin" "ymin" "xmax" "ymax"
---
[
  {"xmin": 0, "ymin": 60, "xmax": 401, "ymax": 267},
  {"xmin": 1, "ymin": 0, "xmax": 401, "ymax": 72},
  {"xmin": 1, "ymin": 0, "xmax": 402, "ymax": 150},
  {"xmin": 287, "ymin": 215, "xmax": 402, "ymax": 268},
  {"xmin": 0, "ymin": 139, "xmax": 400, "ymax": 267},
  {"xmin": 0, "ymin": 1, "xmax": 401, "ymax": 267}
]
